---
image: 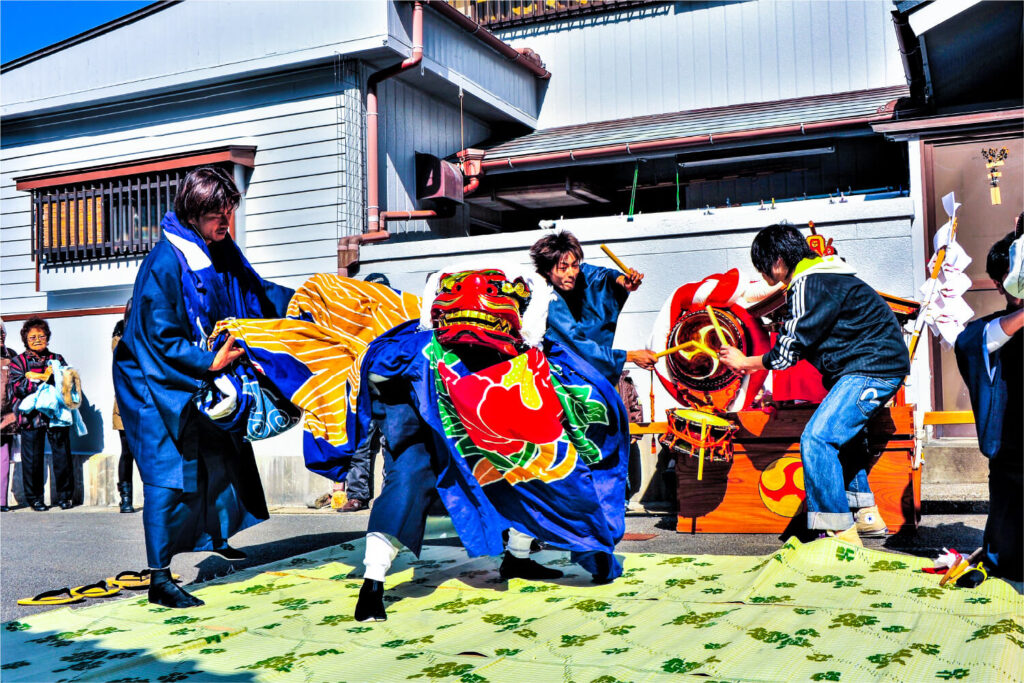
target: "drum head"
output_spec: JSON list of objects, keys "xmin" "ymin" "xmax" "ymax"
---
[
  {"xmin": 665, "ymin": 309, "xmax": 745, "ymax": 393},
  {"xmin": 671, "ymin": 408, "xmax": 732, "ymax": 429}
]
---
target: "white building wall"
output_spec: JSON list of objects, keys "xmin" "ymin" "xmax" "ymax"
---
[
  {"xmin": 1, "ymin": 1, "xmax": 389, "ymax": 118},
  {"xmin": 360, "ymin": 196, "xmax": 919, "ymax": 409},
  {"xmin": 496, "ymin": 0, "xmax": 906, "ymax": 129}
]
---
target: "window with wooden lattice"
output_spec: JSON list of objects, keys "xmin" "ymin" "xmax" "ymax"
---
[{"xmin": 15, "ymin": 146, "xmax": 255, "ymax": 266}]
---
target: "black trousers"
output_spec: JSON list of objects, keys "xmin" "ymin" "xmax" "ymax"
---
[
  {"xmin": 117, "ymin": 430, "xmax": 135, "ymax": 485},
  {"xmin": 20, "ymin": 426, "xmax": 74, "ymax": 503},
  {"xmin": 346, "ymin": 420, "xmax": 381, "ymax": 502}
]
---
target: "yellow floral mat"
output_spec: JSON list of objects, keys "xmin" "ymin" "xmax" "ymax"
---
[{"xmin": 2, "ymin": 537, "xmax": 1021, "ymax": 682}]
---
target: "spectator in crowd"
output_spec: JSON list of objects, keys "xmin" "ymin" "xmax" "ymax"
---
[
  {"xmin": 719, "ymin": 223, "xmax": 909, "ymax": 544},
  {"xmin": 113, "ymin": 167, "xmax": 294, "ymax": 608},
  {"xmin": 112, "ymin": 300, "xmax": 137, "ymax": 513},
  {"xmin": 8, "ymin": 318, "xmax": 76, "ymax": 511},
  {"xmin": 954, "ymin": 229, "xmax": 1022, "ymax": 584},
  {"xmin": 616, "ymin": 370, "xmax": 644, "ymax": 506},
  {"xmin": 1, "ymin": 320, "xmax": 18, "ymax": 512}
]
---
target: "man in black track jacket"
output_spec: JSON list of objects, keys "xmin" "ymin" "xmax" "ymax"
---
[{"xmin": 720, "ymin": 223, "xmax": 909, "ymax": 543}]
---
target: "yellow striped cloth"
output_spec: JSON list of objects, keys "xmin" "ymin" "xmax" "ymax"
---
[{"xmin": 214, "ymin": 274, "xmax": 420, "ymax": 448}]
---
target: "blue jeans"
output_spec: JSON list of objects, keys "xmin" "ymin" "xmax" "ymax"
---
[{"xmin": 801, "ymin": 374, "xmax": 903, "ymax": 531}]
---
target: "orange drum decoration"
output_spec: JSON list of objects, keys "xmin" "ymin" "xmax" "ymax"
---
[{"xmin": 757, "ymin": 456, "xmax": 806, "ymax": 518}]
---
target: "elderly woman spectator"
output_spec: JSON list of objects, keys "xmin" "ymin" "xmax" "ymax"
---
[
  {"xmin": 7, "ymin": 318, "xmax": 75, "ymax": 511},
  {"xmin": 113, "ymin": 166, "xmax": 293, "ymax": 608},
  {"xmin": 1, "ymin": 320, "xmax": 18, "ymax": 511}
]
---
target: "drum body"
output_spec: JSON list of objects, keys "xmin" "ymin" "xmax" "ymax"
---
[{"xmin": 659, "ymin": 408, "xmax": 738, "ymax": 464}]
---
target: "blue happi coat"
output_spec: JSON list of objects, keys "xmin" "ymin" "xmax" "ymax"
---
[
  {"xmin": 545, "ymin": 263, "xmax": 629, "ymax": 385},
  {"xmin": 113, "ymin": 212, "xmax": 292, "ymax": 561}
]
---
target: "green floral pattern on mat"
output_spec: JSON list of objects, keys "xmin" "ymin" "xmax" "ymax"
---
[{"xmin": 2, "ymin": 538, "xmax": 1021, "ymax": 682}]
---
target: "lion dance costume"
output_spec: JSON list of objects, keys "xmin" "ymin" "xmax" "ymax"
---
[{"xmin": 217, "ymin": 266, "xmax": 630, "ymax": 621}]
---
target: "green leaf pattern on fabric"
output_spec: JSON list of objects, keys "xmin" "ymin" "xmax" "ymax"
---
[{"xmin": 1, "ymin": 538, "xmax": 1021, "ymax": 682}]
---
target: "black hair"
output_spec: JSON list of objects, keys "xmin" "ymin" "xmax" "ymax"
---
[
  {"xmin": 363, "ymin": 272, "xmax": 391, "ymax": 287},
  {"xmin": 986, "ymin": 231, "xmax": 1016, "ymax": 282},
  {"xmin": 529, "ymin": 230, "xmax": 583, "ymax": 279},
  {"xmin": 750, "ymin": 223, "xmax": 816, "ymax": 278},
  {"xmin": 174, "ymin": 166, "xmax": 241, "ymax": 227},
  {"xmin": 20, "ymin": 317, "xmax": 51, "ymax": 347}
]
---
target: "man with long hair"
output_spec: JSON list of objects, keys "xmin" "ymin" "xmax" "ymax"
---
[
  {"xmin": 529, "ymin": 231, "xmax": 656, "ymax": 385},
  {"xmin": 114, "ymin": 167, "xmax": 293, "ymax": 608}
]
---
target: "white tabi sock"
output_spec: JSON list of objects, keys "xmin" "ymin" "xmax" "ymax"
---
[
  {"xmin": 506, "ymin": 528, "xmax": 535, "ymax": 559},
  {"xmin": 363, "ymin": 532, "xmax": 399, "ymax": 583}
]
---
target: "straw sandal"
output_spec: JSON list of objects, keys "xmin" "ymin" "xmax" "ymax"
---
[
  {"xmin": 17, "ymin": 588, "xmax": 85, "ymax": 606},
  {"xmin": 955, "ymin": 562, "xmax": 988, "ymax": 589},
  {"xmin": 107, "ymin": 570, "xmax": 181, "ymax": 590},
  {"xmin": 70, "ymin": 580, "xmax": 121, "ymax": 599}
]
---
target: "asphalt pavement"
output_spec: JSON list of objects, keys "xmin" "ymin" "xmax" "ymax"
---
[{"xmin": 0, "ymin": 505, "xmax": 990, "ymax": 623}]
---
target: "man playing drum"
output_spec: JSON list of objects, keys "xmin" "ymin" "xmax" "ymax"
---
[
  {"xmin": 719, "ymin": 223, "xmax": 909, "ymax": 544},
  {"xmin": 529, "ymin": 231, "xmax": 657, "ymax": 385}
]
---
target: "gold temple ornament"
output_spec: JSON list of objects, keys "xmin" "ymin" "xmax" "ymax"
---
[{"xmin": 981, "ymin": 147, "xmax": 1009, "ymax": 205}]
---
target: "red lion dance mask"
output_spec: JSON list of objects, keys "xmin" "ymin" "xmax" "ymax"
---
[{"xmin": 429, "ymin": 269, "xmax": 532, "ymax": 356}]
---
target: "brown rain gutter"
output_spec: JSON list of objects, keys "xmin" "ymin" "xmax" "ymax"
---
[
  {"xmin": 480, "ymin": 111, "xmax": 898, "ymax": 172},
  {"xmin": 426, "ymin": 1, "xmax": 551, "ymax": 80},
  {"xmin": 366, "ymin": 1, "xmax": 426, "ymax": 234},
  {"xmin": 343, "ymin": 2, "xmax": 445, "ymax": 275}
]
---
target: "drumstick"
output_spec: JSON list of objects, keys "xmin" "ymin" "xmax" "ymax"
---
[
  {"xmin": 706, "ymin": 305, "xmax": 728, "ymax": 346},
  {"xmin": 697, "ymin": 421, "xmax": 708, "ymax": 481},
  {"xmin": 599, "ymin": 244, "xmax": 631, "ymax": 274},
  {"xmin": 655, "ymin": 342, "xmax": 690, "ymax": 359}
]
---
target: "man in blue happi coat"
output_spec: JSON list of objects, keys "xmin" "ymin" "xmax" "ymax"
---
[
  {"xmin": 955, "ymin": 230, "xmax": 1022, "ymax": 584},
  {"xmin": 529, "ymin": 231, "xmax": 656, "ymax": 385},
  {"xmin": 113, "ymin": 167, "xmax": 293, "ymax": 608}
]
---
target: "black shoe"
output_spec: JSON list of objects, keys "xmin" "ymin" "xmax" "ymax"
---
[
  {"xmin": 117, "ymin": 482, "xmax": 136, "ymax": 513},
  {"xmin": 499, "ymin": 552, "xmax": 564, "ymax": 581},
  {"xmin": 148, "ymin": 569, "xmax": 204, "ymax": 608},
  {"xmin": 211, "ymin": 544, "xmax": 247, "ymax": 561},
  {"xmin": 58, "ymin": 500, "xmax": 73, "ymax": 510},
  {"xmin": 591, "ymin": 552, "xmax": 615, "ymax": 585},
  {"xmin": 354, "ymin": 579, "xmax": 387, "ymax": 622},
  {"xmin": 31, "ymin": 500, "xmax": 48, "ymax": 512},
  {"xmin": 0, "ymin": 506, "xmax": 9, "ymax": 512}
]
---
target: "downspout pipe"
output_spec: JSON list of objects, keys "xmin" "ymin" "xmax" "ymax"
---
[
  {"xmin": 367, "ymin": 0, "xmax": 425, "ymax": 234},
  {"xmin": 891, "ymin": 9, "xmax": 929, "ymax": 109},
  {"xmin": 480, "ymin": 112, "xmax": 899, "ymax": 173}
]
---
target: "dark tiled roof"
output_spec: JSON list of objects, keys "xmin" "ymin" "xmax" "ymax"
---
[{"xmin": 484, "ymin": 85, "xmax": 909, "ymax": 162}]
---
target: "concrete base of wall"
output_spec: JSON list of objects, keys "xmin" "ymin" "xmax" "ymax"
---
[
  {"xmin": 76, "ymin": 453, "xmax": 341, "ymax": 509},
  {"xmin": 920, "ymin": 439, "xmax": 989, "ymax": 485},
  {"xmin": 3, "ymin": 435, "xmax": 988, "ymax": 511}
]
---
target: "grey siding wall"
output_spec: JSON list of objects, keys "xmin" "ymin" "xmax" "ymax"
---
[
  {"xmin": 496, "ymin": 0, "xmax": 905, "ymax": 128},
  {"xmin": 1, "ymin": 1, "xmax": 389, "ymax": 118},
  {"xmin": 0, "ymin": 61, "xmax": 367, "ymax": 466},
  {"xmin": 376, "ymin": 74, "xmax": 492, "ymax": 237}
]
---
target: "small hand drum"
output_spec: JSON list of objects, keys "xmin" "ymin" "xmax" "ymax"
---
[{"xmin": 659, "ymin": 408, "xmax": 739, "ymax": 480}]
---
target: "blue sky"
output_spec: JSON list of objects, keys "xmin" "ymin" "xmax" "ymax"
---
[{"xmin": 1, "ymin": 0, "xmax": 152, "ymax": 64}]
